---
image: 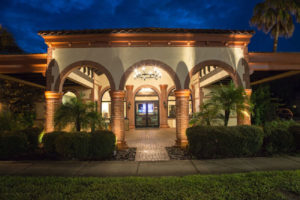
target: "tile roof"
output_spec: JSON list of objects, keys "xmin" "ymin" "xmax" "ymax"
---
[{"xmin": 38, "ymin": 27, "xmax": 254, "ymax": 36}]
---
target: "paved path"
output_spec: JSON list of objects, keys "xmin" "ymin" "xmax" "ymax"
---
[
  {"xmin": 125, "ymin": 128, "xmax": 176, "ymax": 161},
  {"xmin": 1, "ymin": 156, "xmax": 300, "ymax": 177}
]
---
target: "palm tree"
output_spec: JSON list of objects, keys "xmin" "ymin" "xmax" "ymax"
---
[
  {"xmin": 87, "ymin": 110, "xmax": 107, "ymax": 132},
  {"xmin": 54, "ymin": 96, "xmax": 92, "ymax": 131},
  {"xmin": 250, "ymin": 0, "xmax": 300, "ymax": 52},
  {"xmin": 189, "ymin": 102, "xmax": 222, "ymax": 126},
  {"xmin": 209, "ymin": 81, "xmax": 249, "ymax": 126}
]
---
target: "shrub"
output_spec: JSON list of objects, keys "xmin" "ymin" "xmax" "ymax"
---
[
  {"xmin": 263, "ymin": 120, "xmax": 296, "ymax": 154},
  {"xmin": 43, "ymin": 131, "xmax": 65, "ymax": 155},
  {"xmin": 0, "ymin": 131, "xmax": 28, "ymax": 159},
  {"xmin": 20, "ymin": 127, "xmax": 42, "ymax": 152},
  {"xmin": 55, "ymin": 132, "xmax": 90, "ymax": 160},
  {"xmin": 89, "ymin": 130, "xmax": 116, "ymax": 159},
  {"xmin": 289, "ymin": 124, "xmax": 300, "ymax": 151},
  {"xmin": 186, "ymin": 125, "xmax": 264, "ymax": 159}
]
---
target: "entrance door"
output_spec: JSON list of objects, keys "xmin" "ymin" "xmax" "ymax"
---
[{"xmin": 135, "ymin": 101, "xmax": 159, "ymax": 128}]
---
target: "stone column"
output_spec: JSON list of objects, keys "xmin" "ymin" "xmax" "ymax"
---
[
  {"xmin": 45, "ymin": 91, "xmax": 63, "ymax": 133},
  {"xmin": 159, "ymin": 84, "xmax": 169, "ymax": 128},
  {"xmin": 125, "ymin": 85, "xmax": 135, "ymax": 129},
  {"xmin": 237, "ymin": 89, "xmax": 252, "ymax": 125},
  {"xmin": 110, "ymin": 90, "xmax": 127, "ymax": 149},
  {"xmin": 175, "ymin": 89, "xmax": 191, "ymax": 147}
]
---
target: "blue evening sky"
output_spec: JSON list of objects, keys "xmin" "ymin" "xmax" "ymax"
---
[{"xmin": 1, "ymin": 0, "xmax": 299, "ymax": 53}]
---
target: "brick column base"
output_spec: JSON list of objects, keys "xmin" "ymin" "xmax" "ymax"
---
[
  {"xmin": 175, "ymin": 89, "xmax": 191, "ymax": 148},
  {"xmin": 237, "ymin": 89, "xmax": 252, "ymax": 125},
  {"xmin": 45, "ymin": 91, "xmax": 63, "ymax": 133},
  {"xmin": 110, "ymin": 90, "xmax": 128, "ymax": 149}
]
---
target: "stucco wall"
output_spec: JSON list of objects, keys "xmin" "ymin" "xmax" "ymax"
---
[{"xmin": 51, "ymin": 46, "xmax": 246, "ymax": 90}]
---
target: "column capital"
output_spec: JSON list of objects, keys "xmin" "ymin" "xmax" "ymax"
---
[
  {"xmin": 125, "ymin": 85, "xmax": 134, "ymax": 91},
  {"xmin": 159, "ymin": 84, "xmax": 168, "ymax": 90},
  {"xmin": 110, "ymin": 90, "xmax": 126, "ymax": 99},
  {"xmin": 45, "ymin": 91, "xmax": 63, "ymax": 99},
  {"xmin": 174, "ymin": 89, "xmax": 191, "ymax": 98}
]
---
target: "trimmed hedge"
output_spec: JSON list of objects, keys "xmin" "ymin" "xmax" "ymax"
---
[
  {"xmin": 186, "ymin": 125, "xmax": 264, "ymax": 159},
  {"xmin": 43, "ymin": 131, "xmax": 66, "ymax": 156},
  {"xmin": 0, "ymin": 131, "xmax": 28, "ymax": 159},
  {"xmin": 42, "ymin": 130, "xmax": 116, "ymax": 160},
  {"xmin": 289, "ymin": 124, "xmax": 300, "ymax": 151},
  {"xmin": 263, "ymin": 120, "xmax": 296, "ymax": 154},
  {"xmin": 89, "ymin": 130, "xmax": 116, "ymax": 159},
  {"xmin": 55, "ymin": 132, "xmax": 90, "ymax": 160},
  {"xmin": 20, "ymin": 127, "xmax": 42, "ymax": 152}
]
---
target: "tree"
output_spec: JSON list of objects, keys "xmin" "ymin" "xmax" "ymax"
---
[
  {"xmin": 0, "ymin": 79, "xmax": 43, "ymax": 114},
  {"xmin": 209, "ymin": 81, "xmax": 249, "ymax": 126},
  {"xmin": 0, "ymin": 25, "xmax": 23, "ymax": 54},
  {"xmin": 189, "ymin": 102, "xmax": 222, "ymax": 126},
  {"xmin": 54, "ymin": 95, "xmax": 106, "ymax": 132},
  {"xmin": 251, "ymin": 85, "xmax": 279, "ymax": 125},
  {"xmin": 250, "ymin": 0, "xmax": 300, "ymax": 52}
]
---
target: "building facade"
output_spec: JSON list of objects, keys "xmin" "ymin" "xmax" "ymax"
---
[{"xmin": 2, "ymin": 28, "xmax": 299, "ymax": 148}]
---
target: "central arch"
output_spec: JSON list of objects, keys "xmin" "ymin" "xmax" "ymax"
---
[
  {"xmin": 54, "ymin": 60, "xmax": 116, "ymax": 92},
  {"xmin": 184, "ymin": 60, "xmax": 243, "ymax": 89},
  {"xmin": 119, "ymin": 59, "xmax": 181, "ymax": 90}
]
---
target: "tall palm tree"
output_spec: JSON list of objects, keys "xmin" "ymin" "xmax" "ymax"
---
[
  {"xmin": 250, "ymin": 0, "xmax": 300, "ymax": 52},
  {"xmin": 54, "ymin": 96, "xmax": 92, "ymax": 131},
  {"xmin": 209, "ymin": 81, "xmax": 249, "ymax": 126}
]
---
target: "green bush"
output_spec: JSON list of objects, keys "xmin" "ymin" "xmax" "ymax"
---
[
  {"xmin": 89, "ymin": 130, "xmax": 116, "ymax": 159},
  {"xmin": 20, "ymin": 127, "xmax": 42, "ymax": 152},
  {"xmin": 0, "ymin": 131, "xmax": 29, "ymax": 159},
  {"xmin": 55, "ymin": 132, "xmax": 90, "ymax": 160},
  {"xmin": 186, "ymin": 125, "xmax": 264, "ymax": 159},
  {"xmin": 289, "ymin": 124, "xmax": 300, "ymax": 151},
  {"xmin": 263, "ymin": 120, "xmax": 296, "ymax": 154},
  {"xmin": 43, "ymin": 131, "xmax": 65, "ymax": 155}
]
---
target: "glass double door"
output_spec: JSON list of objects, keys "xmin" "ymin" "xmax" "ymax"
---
[{"xmin": 135, "ymin": 101, "xmax": 159, "ymax": 128}]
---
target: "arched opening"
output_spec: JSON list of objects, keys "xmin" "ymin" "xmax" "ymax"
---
[
  {"xmin": 123, "ymin": 61, "xmax": 179, "ymax": 129},
  {"xmin": 55, "ymin": 60, "xmax": 116, "ymax": 93},
  {"xmin": 186, "ymin": 60, "xmax": 245, "ymax": 126},
  {"xmin": 62, "ymin": 91, "xmax": 77, "ymax": 105},
  {"xmin": 134, "ymin": 87, "xmax": 160, "ymax": 128},
  {"xmin": 48, "ymin": 61, "xmax": 116, "ymax": 132}
]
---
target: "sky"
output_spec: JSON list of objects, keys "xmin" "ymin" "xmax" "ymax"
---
[{"xmin": 0, "ymin": 0, "xmax": 300, "ymax": 53}]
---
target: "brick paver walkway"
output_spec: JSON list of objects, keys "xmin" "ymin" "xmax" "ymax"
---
[{"xmin": 126, "ymin": 128, "xmax": 176, "ymax": 161}]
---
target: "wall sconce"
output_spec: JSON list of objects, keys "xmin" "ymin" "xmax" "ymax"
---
[
  {"xmin": 163, "ymin": 101, "xmax": 167, "ymax": 109},
  {"xmin": 128, "ymin": 102, "xmax": 131, "ymax": 109}
]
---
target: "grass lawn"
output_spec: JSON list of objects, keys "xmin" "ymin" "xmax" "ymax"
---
[{"xmin": 1, "ymin": 170, "xmax": 300, "ymax": 200}]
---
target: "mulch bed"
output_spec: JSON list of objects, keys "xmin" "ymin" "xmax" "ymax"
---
[
  {"xmin": 165, "ymin": 146, "xmax": 193, "ymax": 160},
  {"xmin": 112, "ymin": 148, "xmax": 136, "ymax": 161}
]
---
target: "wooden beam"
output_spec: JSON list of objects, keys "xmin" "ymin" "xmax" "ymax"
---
[
  {"xmin": 250, "ymin": 71, "xmax": 300, "ymax": 86},
  {"xmin": 0, "ymin": 74, "xmax": 45, "ymax": 89}
]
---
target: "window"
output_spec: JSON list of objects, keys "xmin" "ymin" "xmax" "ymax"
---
[{"xmin": 101, "ymin": 89, "xmax": 111, "ymax": 119}]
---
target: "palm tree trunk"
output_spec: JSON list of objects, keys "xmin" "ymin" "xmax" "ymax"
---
[
  {"xmin": 224, "ymin": 110, "xmax": 230, "ymax": 126},
  {"xmin": 273, "ymin": 22, "xmax": 280, "ymax": 52}
]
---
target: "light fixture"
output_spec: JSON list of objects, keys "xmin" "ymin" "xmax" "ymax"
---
[{"xmin": 133, "ymin": 66, "xmax": 162, "ymax": 80}]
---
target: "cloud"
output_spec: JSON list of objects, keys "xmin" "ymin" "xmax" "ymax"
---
[
  {"xmin": 0, "ymin": 0, "xmax": 299, "ymax": 52},
  {"xmin": 16, "ymin": 0, "xmax": 95, "ymax": 13}
]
